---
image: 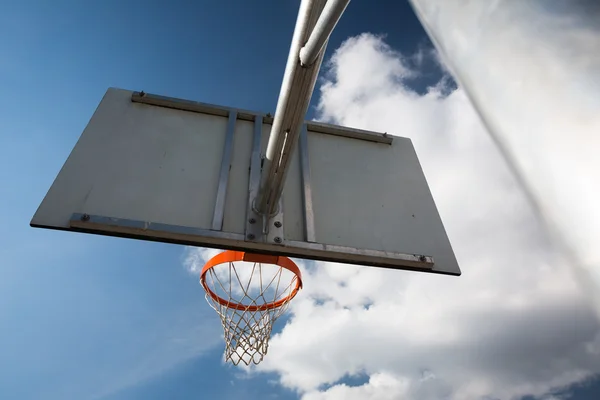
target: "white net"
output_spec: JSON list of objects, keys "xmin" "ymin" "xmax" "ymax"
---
[{"xmin": 201, "ymin": 257, "xmax": 301, "ymax": 366}]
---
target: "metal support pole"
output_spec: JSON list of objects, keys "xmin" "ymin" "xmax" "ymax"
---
[
  {"xmin": 299, "ymin": 0, "xmax": 350, "ymax": 67},
  {"xmin": 254, "ymin": 0, "xmax": 326, "ymax": 216},
  {"xmin": 255, "ymin": 0, "xmax": 350, "ymax": 217}
]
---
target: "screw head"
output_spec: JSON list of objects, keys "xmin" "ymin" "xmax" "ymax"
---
[
  {"xmin": 274, "ymin": 237, "xmax": 282, "ymax": 244},
  {"xmin": 81, "ymin": 213, "xmax": 90, "ymax": 222},
  {"xmin": 274, "ymin": 221, "xmax": 282, "ymax": 228},
  {"xmin": 249, "ymin": 218, "xmax": 256, "ymax": 224},
  {"xmin": 419, "ymin": 255, "xmax": 427, "ymax": 262},
  {"xmin": 247, "ymin": 233, "xmax": 255, "ymax": 240},
  {"xmin": 139, "ymin": 90, "xmax": 145, "ymax": 97}
]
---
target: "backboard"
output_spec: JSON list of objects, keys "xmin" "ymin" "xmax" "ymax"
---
[{"xmin": 31, "ymin": 88, "xmax": 460, "ymax": 276}]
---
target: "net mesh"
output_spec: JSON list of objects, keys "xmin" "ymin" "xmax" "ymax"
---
[{"xmin": 202, "ymin": 259, "xmax": 300, "ymax": 366}]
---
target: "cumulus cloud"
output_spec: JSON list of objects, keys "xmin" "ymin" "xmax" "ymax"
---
[
  {"xmin": 246, "ymin": 34, "xmax": 600, "ymax": 399},
  {"xmin": 303, "ymin": 373, "xmax": 412, "ymax": 400},
  {"xmin": 184, "ymin": 247, "xmax": 223, "ymax": 275}
]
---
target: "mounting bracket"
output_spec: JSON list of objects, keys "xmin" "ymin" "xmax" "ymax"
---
[{"xmin": 245, "ymin": 116, "xmax": 285, "ymax": 246}]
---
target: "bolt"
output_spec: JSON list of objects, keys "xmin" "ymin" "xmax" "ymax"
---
[
  {"xmin": 274, "ymin": 237, "xmax": 282, "ymax": 244},
  {"xmin": 139, "ymin": 90, "xmax": 145, "ymax": 97},
  {"xmin": 419, "ymin": 255, "xmax": 427, "ymax": 263},
  {"xmin": 249, "ymin": 218, "xmax": 256, "ymax": 224},
  {"xmin": 247, "ymin": 233, "xmax": 255, "ymax": 240},
  {"xmin": 81, "ymin": 213, "xmax": 90, "ymax": 222},
  {"xmin": 274, "ymin": 221, "xmax": 282, "ymax": 228}
]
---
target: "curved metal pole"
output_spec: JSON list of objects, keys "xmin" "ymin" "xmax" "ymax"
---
[
  {"xmin": 256, "ymin": 0, "xmax": 351, "ymax": 217},
  {"xmin": 299, "ymin": 0, "xmax": 351, "ymax": 67},
  {"xmin": 254, "ymin": 0, "xmax": 325, "ymax": 216}
]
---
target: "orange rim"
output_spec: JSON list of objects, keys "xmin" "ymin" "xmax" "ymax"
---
[{"xmin": 200, "ymin": 251, "xmax": 303, "ymax": 312}]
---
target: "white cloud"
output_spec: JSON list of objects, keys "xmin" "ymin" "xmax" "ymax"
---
[
  {"xmin": 408, "ymin": 1, "xmax": 600, "ymax": 289},
  {"xmin": 183, "ymin": 246, "xmax": 222, "ymax": 275},
  {"xmin": 303, "ymin": 373, "xmax": 411, "ymax": 400},
  {"xmin": 249, "ymin": 34, "xmax": 600, "ymax": 400}
]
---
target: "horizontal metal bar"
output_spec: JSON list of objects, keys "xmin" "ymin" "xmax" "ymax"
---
[
  {"xmin": 70, "ymin": 213, "xmax": 246, "ymax": 243},
  {"xmin": 69, "ymin": 213, "xmax": 435, "ymax": 272},
  {"xmin": 131, "ymin": 91, "xmax": 265, "ymax": 123},
  {"xmin": 131, "ymin": 91, "xmax": 392, "ymax": 144},
  {"xmin": 286, "ymin": 240, "xmax": 434, "ymax": 269},
  {"xmin": 306, "ymin": 121, "xmax": 392, "ymax": 145}
]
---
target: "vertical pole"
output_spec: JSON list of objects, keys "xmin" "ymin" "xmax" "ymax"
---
[
  {"xmin": 212, "ymin": 111, "xmax": 237, "ymax": 231},
  {"xmin": 299, "ymin": 124, "xmax": 316, "ymax": 242}
]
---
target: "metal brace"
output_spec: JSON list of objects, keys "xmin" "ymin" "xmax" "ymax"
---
[
  {"xmin": 245, "ymin": 116, "xmax": 285, "ymax": 245},
  {"xmin": 246, "ymin": 197, "xmax": 284, "ymax": 246}
]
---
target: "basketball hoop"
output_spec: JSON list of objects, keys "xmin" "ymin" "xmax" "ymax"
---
[{"xmin": 200, "ymin": 251, "xmax": 302, "ymax": 366}]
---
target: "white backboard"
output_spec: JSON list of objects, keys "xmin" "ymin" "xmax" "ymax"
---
[{"xmin": 31, "ymin": 88, "xmax": 460, "ymax": 275}]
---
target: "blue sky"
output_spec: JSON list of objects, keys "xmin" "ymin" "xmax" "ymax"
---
[{"xmin": 1, "ymin": 1, "xmax": 599, "ymax": 399}]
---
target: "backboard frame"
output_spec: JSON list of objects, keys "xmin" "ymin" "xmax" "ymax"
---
[{"xmin": 31, "ymin": 88, "xmax": 460, "ymax": 276}]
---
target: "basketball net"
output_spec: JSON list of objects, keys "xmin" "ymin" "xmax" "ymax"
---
[{"xmin": 200, "ymin": 251, "xmax": 302, "ymax": 366}]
